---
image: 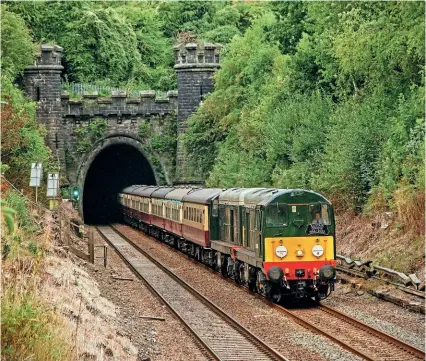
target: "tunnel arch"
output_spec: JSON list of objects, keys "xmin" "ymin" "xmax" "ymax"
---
[{"xmin": 77, "ymin": 136, "xmax": 160, "ymax": 224}]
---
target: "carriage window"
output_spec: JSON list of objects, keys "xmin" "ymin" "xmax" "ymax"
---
[
  {"xmin": 265, "ymin": 203, "xmax": 288, "ymax": 227},
  {"xmin": 309, "ymin": 203, "xmax": 331, "ymax": 225}
]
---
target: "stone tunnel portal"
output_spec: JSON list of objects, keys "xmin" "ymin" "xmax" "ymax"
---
[{"xmin": 83, "ymin": 143, "xmax": 156, "ymax": 224}]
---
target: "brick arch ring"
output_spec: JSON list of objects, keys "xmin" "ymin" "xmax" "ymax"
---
[{"xmin": 75, "ymin": 135, "xmax": 168, "ymax": 216}]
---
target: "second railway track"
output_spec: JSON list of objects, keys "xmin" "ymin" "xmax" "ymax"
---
[
  {"xmin": 97, "ymin": 225, "xmax": 288, "ymax": 361},
  {"xmin": 108, "ymin": 223, "xmax": 425, "ymax": 361},
  {"xmin": 273, "ymin": 303, "xmax": 425, "ymax": 361}
]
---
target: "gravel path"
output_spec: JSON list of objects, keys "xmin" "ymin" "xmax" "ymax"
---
[
  {"xmin": 115, "ymin": 224, "xmax": 365, "ymax": 361},
  {"xmin": 85, "ymin": 229, "xmax": 209, "ymax": 361},
  {"xmin": 322, "ymin": 283, "xmax": 425, "ymax": 351}
]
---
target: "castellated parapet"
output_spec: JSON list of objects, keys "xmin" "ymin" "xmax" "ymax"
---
[
  {"xmin": 173, "ymin": 42, "xmax": 221, "ymax": 70},
  {"xmin": 61, "ymin": 90, "xmax": 178, "ymax": 120},
  {"xmin": 24, "ymin": 42, "xmax": 220, "ymax": 187}
]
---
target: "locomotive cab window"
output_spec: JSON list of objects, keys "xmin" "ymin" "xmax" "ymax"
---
[
  {"xmin": 265, "ymin": 203, "xmax": 288, "ymax": 227},
  {"xmin": 309, "ymin": 203, "xmax": 330, "ymax": 225}
]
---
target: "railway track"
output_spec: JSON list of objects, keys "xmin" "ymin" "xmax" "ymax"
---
[
  {"xmin": 272, "ymin": 303, "xmax": 425, "ymax": 361},
  {"xmin": 97, "ymin": 225, "xmax": 288, "ymax": 361},
  {"xmin": 110, "ymin": 223, "xmax": 425, "ymax": 361}
]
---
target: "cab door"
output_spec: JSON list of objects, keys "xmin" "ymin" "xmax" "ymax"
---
[{"xmin": 254, "ymin": 206, "xmax": 262, "ymax": 258}]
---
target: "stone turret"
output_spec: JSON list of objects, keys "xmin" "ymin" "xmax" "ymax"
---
[
  {"xmin": 173, "ymin": 42, "xmax": 221, "ymax": 184},
  {"xmin": 24, "ymin": 45, "xmax": 65, "ymax": 167}
]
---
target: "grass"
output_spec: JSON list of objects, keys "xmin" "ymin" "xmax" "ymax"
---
[
  {"xmin": 1, "ymin": 189, "xmax": 73, "ymax": 360},
  {"xmin": 1, "ymin": 288, "xmax": 72, "ymax": 361},
  {"xmin": 375, "ymin": 235, "xmax": 425, "ymax": 274}
]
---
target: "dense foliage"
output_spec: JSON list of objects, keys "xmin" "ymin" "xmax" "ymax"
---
[
  {"xmin": 1, "ymin": 5, "xmax": 54, "ymax": 196},
  {"xmin": 184, "ymin": 2, "xmax": 425, "ymax": 213},
  {"xmin": 8, "ymin": 1, "xmax": 262, "ymax": 90},
  {"xmin": 4, "ymin": 1, "xmax": 425, "ymax": 214}
]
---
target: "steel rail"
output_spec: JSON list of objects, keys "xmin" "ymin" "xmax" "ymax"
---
[
  {"xmin": 268, "ymin": 303, "xmax": 376, "ymax": 361},
  {"xmin": 115, "ymin": 223, "xmax": 425, "ymax": 361},
  {"xmin": 97, "ymin": 226, "xmax": 221, "ymax": 361},
  {"xmin": 319, "ymin": 304, "xmax": 425, "ymax": 360},
  {"xmin": 102, "ymin": 225, "xmax": 289, "ymax": 361}
]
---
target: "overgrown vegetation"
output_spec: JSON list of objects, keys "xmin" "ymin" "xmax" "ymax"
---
[
  {"xmin": 1, "ymin": 6, "xmax": 71, "ymax": 359},
  {"xmin": 74, "ymin": 118, "xmax": 107, "ymax": 157},
  {"xmin": 1, "ymin": 189, "xmax": 72, "ymax": 360},
  {"xmin": 1, "ymin": 4, "xmax": 57, "ymax": 203},
  {"xmin": 138, "ymin": 114, "xmax": 178, "ymax": 182},
  {"xmin": 184, "ymin": 2, "xmax": 425, "ymax": 219},
  {"xmin": 2, "ymin": 288, "xmax": 72, "ymax": 361},
  {"xmin": 8, "ymin": 1, "xmax": 264, "ymax": 90}
]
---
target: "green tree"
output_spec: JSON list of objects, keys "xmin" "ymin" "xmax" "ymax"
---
[
  {"xmin": 185, "ymin": 2, "xmax": 425, "ymax": 213},
  {"xmin": 1, "ymin": 5, "xmax": 34, "ymax": 78},
  {"xmin": 269, "ymin": 2, "xmax": 308, "ymax": 55},
  {"xmin": 115, "ymin": 3, "xmax": 176, "ymax": 90},
  {"xmin": 376, "ymin": 86, "xmax": 425, "ymax": 198},
  {"xmin": 60, "ymin": 7, "xmax": 143, "ymax": 85},
  {"xmin": 1, "ymin": 7, "xmax": 53, "ymax": 192}
]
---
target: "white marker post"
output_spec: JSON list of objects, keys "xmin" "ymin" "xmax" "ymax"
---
[
  {"xmin": 30, "ymin": 163, "xmax": 43, "ymax": 203},
  {"xmin": 47, "ymin": 173, "xmax": 59, "ymax": 210}
]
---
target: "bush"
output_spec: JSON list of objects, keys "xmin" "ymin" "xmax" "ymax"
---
[
  {"xmin": 0, "ymin": 5, "xmax": 34, "ymax": 78},
  {"xmin": 4, "ymin": 190, "xmax": 31, "ymax": 229},
  {"xmin": 1, "ymin": 289, "xmax": 72, "ymax": 361},
  {"xmin": 74, "ymin": 118, "xmax": 107, "ymax": 156}
]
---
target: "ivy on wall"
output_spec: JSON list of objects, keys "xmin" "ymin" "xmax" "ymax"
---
[
  {"xmin": 74, "ymin": 118, "xmax": 107, "ymax": 157},
  {"xmin": 138, "ymin": 113, "xmax": 177, "ymax": 182}
]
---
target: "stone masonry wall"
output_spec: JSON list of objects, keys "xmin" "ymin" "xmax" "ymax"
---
[
  {"xmin": 24, "ymin": 45, "xmax": 66, "ymax": 167},
  {"xmin": 174, "ymin": 43, "xmax": 220, "ymax": 184},
  {"xmin": 24, "ymin": 42, "xmax": 220, "ymax": 190}
]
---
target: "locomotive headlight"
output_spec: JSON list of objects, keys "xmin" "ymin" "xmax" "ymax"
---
[
  {"xmin": 312, "ymin": 245, "xmax": 324, "ymax": 257},
  {"xmin": 296, "ymin": 250, "xmax": 304, "ymax": 257},
  {"xmin": 275, "ymin": 245, "xmax": 287, "ymax": 258}
]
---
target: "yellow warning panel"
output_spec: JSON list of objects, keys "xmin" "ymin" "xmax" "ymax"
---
[{"xmin": 49, "ymin": 199, "xmax": 59, "ymax": 210}]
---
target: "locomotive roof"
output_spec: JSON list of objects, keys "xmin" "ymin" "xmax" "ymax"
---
[
  {"xmin": 257, "ymin": 189, "xmax": 331, "ymax": 206},
  {"xmin": 164, "ymin": 187, "xmax": 192, "ymax": 201},
  {"xmin": 219, "ymin": 188, "xmax": 267, "ymax": 205},
  {"xmin": 182, "ymin": 188, "xmax": 222, "ymax": 204},
  {"xmin": 219, "ymin": 188, "xmax": 331, "ymax": 207}
]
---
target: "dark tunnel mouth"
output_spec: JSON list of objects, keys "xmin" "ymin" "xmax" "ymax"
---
[{"xmin": 82, "ymin": 143, "xmax": 156, "ymax": 224}]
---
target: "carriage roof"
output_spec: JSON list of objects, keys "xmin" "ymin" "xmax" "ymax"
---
[{"xmin": 182, "ymin": 188, "xmax": 222, "ymax": 205}]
